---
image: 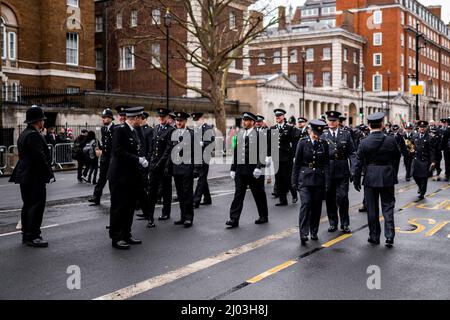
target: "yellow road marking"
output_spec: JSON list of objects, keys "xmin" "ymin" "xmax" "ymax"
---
[
  {"xmin": 247, "ymin": 260, "xmax": 297, "ymax": 284},
  {"xmin": 425, "ymin": 221, "xmax": 450, "ymax": 237},
  {"xmin": 321, "ymin": 233, "xmax": 352, "ymax": 248},
  {"xmin": 396, "ymin": 218, "xmax": 436, "ymax": 234}
]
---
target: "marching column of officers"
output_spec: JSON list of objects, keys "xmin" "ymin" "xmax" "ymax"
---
[{"xmin": 12, "ymin": 104, "xmax": 450, "ymax": 249}]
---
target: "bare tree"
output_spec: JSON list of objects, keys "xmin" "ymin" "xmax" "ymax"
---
[{"xmin": 112, "ymin": 0, "xmax": 277, "ymax": 135}]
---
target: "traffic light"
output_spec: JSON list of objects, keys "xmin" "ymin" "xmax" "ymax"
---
[{"xmin": 359, "ymin": 107, "xmax": 364, "ymax": 116}]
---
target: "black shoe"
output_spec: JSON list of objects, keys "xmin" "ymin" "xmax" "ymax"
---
[
  {"xmin": 226, "ymin": 219, "xmax": 239, "ymax": 228},
  {"xmin": 156, "ymin": 200, "xmax": 163, "ymax": 205},
  {"xmin": 300, "ymin": 237, "xmax": 309, "ymax": 245},
  {"xmin": 193, "ymin": 202, "xmax": 200, "ymax": 209},
  {"xmin": 385, "ymin": 238, "xmax": 394, "ymax": 247},
  {"xmin": 275, "ymin": 202, "xmax": 288, "ymax": 207},
  {"xmin": 78, "ymin": 179, "xmax": 83, "ymax": 183},
  {"xmin": 418, "ymin": 195, "xmax": 425, "ymax": 200},
  {"xmin": 158, "ymin": 215, "xmax": 170, "ymax": 221},
  {"xmin": 174, "ymin": 220, "xmax": 186, "ymax": 225},
  {"xmin": 292, "ymin": 196, "xmax": 298, "ymax": 204},
  {"xmin": 25, "ymin": 238, "xmax": 48, "ymax": 248},
  {"xmin": 328, "ymin": 226, "xmax": 338, "ymax": 232},
  {"xmin": 342, "ymin": 226, "xmax": 352, "ymax": 234},
  {"xmin": 183, "ymin": 220, "xmax": 193, "ymax": 228},
  {"xmin": 406, "ymin": 177, "xmax": 411, "ymax": 182},
  {"xmin": 136, "ymin": 213, "xmax": 148, "ymax": 218},
  {"xmin": 255, "ymin": 217, "xmax": 268, "ymax": 224},
  {"xmin": 88, "ymin": 197, "xmax": 100, "ymax": 205},
  {"xmin": 147, "ymin": 220, "xmax": 156, "ymax": 228},
  {"xmin": 368, "ymin": 238, "xmax": 380, "ymax": 245},
  {"xmin": 358, "ymin": 207, "xmax": 367, "ymax": 213},
  {"xmin": 112, "ymin": 240, "xmax": 130, "ymax": 250},
  {"xmin": 124, "ymin": 238, "xmax": 142, "ymax": 245},
  {"xmin": 310, "ymin": 234, "xmax": 319, "ymax": 241},
  {"xmin": 200, "ymin": 201, "xmax": 212, "ymax": 206}
]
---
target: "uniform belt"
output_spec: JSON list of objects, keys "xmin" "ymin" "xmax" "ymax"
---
[{"xmin": 301, "ymin": 163, "xmax": 323, "ymax": 169}]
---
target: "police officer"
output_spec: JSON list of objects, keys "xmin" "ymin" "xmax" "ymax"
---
[
  {"xmin": 226, "ymin": 112, "xmax": 269, "ymax": 228},
  {"xmin": 391, "ymin": 124, "xmax": 408, "ymax": 174},
  {"xmin": 296, "ymin": 117, "xmax": 309, "ymax": 139},
  {"xmin": 192, "ymin": 112, "xmax": 215, "ymax": 209},
  {"xmin": 292, "ymin": 120, "xmax": 330, "ymax": 245},
  {"xmin": 270, "ymin": 109, "xmax": 298, "ymax": 206},
  {"xmin": 412, "ymin": 121, "xmax": 436, "ymax": 200},
  {"xmin": 89, "ymin": 108, "xmax": 116, "ymax": 206},
  {"xmin": 255, "ymin": 115, "xmax": 265, "ymax": 131},
  {"xmin": 353, "ymin": 112, "xmax": 400, "ymax": 247},
  {"xmin": 108, "ymin": 107, "xmax": 146, "ymax": 250},
  {"xmin": 402, "ymin": 122, "xmax": 415, "ymax": 181},
  {"xmin": 147, "ymin": 108, "xmax": 176, "ymax": 222},
  {"xmin": 114, "ymin": 106, "xmax": 127, "ymax": 124},
  {"xmin": 169, "ymin": 112, "xmax": 196, "ymax": 227},
  {"xmin": 10, "ymin": 106, "xmax": 54, "ymax": 247},
  {"xmin": 429, "ymin": 124, "xmax": 443, "ymax": 181},
  {"xmin": 322, "ymin": 111, "xmax": 356, "ymax": 234},
  {"xmin": 440, "ymin": 117, "xmax": 450, "ymax": 181}
]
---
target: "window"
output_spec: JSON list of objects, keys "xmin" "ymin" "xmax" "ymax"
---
[
  {"xmin": 301, "ymin": 8, "xmax": 319, "ymax": 17},
  {"xmin": 343, "ymin": 48, "xmax": 348, "ymax": 62},
  {"xmin": 343, "ymin": 72, "xmax": 348, "ymax": 87},
  {"xmin": 373, "ymin": 74, "xmax": 382, "ymax": 91},
  {"xmin": 10, "ymin": 82, "xmax": 18, "ymax": 102},
  {"xmin": 401, "ymin": 34, "xmax": 404, "ymax": 46},
  {"xmin": 120, "ymin": 46, "xmax": 135, "ymax": 70},
  {"xmin": 323, "ymin": 47, "xmax": 331, "ymax": 60},
  {"xmin": 95, "ymin": 49, "xmax": 103, "ymax": 70},
  {"xmin": 258, "ymin": 52, "xmax": 265, "ymax": 65},
  {"xmin": 95, "ymin": 16, "xmax": 104, "ymax": 33},
  {"xmin": 373, "ymin": 33, "xmax": 382, "ymax": 46},
  {"xmin": 353, "ymin": 75, "xmax": 357, "ymax": 89},
  {"xmin": 306, "ymin": 73, "xmax": 314, "ymax": 87},
  {"xmin": 67, "ymin": 0, "xmax": 78, "ymax": 7},
  {"xmin": 401, "ymin": 54, "xmax": 404, "ymax": 67},
  {"xmin": 273, "ymin": 51, "xmax": 281, "ymax": 64},
  {"xmin": 116, "ymin": 13, "xmax": 123, "ymax": 29},
  {"xmin": 323, "ymin": 72, "xmax": 331, "ymax": 87},
  {"xmin": 152, "ymin": 9, "xmax": 161, "ymax": 25},
  {"xmin": 353, "ymin": 52, "xmax": 358, "ymax": 64},
  {"xmin": 373, "ymin": 10, "xmax": 382, "ymax": 25},
  {"xmin": 66, "ymin": 33, "xmax": 78, "ymax": 65},
  {"xmin": 322, "ymin": 6, "xmax": 336, "ymax": 15},
  {"xmin": 1, "ymin": 27, "xmax": 6, "ymax": 59},
  {"xmin": 400, "ymin": 75, "xmax": 404, "ymax": 91},
  {"xmin": 289, "ymin": 74, "xmax": 297, "ymax": 83},
  {"xmin": 151, "ymin": 43, "xmax": 160, "ymax": 67},
  {"xmin": 66, "ymin": 87, "xmax": 80, "ymax": 94},
  {"xmin": 306, "ymin": 48, "xmax": 314, "ymax": 61},
  {"xmin": 131, "ymin": 10, "xmax": 138, "ymax": 27},
  {"xmin": 229, "ymin": 11, "xmax": 236, "ymax": 30},
  {"xmin": 373, "ymin": 53, "xmax": 382, "ymax": 66},
  {"xmin": 401, "ymin": 12, "xmax": 405, "ymax": 25},
  {"xmin": 289, "ymin": 49, "xmax": 297, "ymax": 63},
  {"xmin": 8, "ymin": 32, "xmax": 16, "ymax": 60}
]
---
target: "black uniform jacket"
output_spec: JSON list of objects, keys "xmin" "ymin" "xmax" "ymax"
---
[
  {"xmin": 412, "ymin": 133, "xmax": 436, "ymax": 178},
  {"xmin": 231, "ymin": 128, "xmax": 265, "ymax": 176},
  {"xmin": 169, "ymin": 128, "xmax": 197, "ymax": 176},
  {"xmin": 321, "ymin": 129, "xmax": 356, "ymax": 179},
  {"xmin": 149, "ymin": 123, "xmax": 175, "ymax": 171}
]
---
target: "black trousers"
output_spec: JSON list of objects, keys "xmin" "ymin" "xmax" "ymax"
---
[
  {"xmin": 444, "ymin": 150, "xmax": 450, "ymax": 178},
  {"xmin": 414, "ymin": 176, "xmax": 428, "ymax": 197},
  {"xmin": 193, "ymin": 164, "xmax": 211, "ymax": 204},
  {"xmin": 298, "ymin": 186, "xmax": 323, "ymax": 238},
  {"xmin": 326, "ymin": 178, "xmax": 350, "ymax": 228},
  {"xmin": 109, "ymin": 180, "xmax": 138, "ymax": 242},
  {"xmin": 93, "ymin": 160, "xmax": 109, "ymax": 199},
  {"xmin": 435, "ymin": 152, "xmax": 442, "ymax": 175},
  {"xmin": 404, "ymin": 155, "xmax": 413, "ymax": 179},
  {"xmin": 77, "ymin": 159, "xmax": 85, "ymax": 180},
  {"xmin": 174, "ymin": 173, "xmax": 194, "ymax": 222},
  {"xmin": 275, "ymin": 160, "xmax": 296, "ymax": 202},
  {"xmin": 20, "ymin": 182, "xmax": 46, "ymax": 241},
  {"xmin": 148, "ymin": 169, "xmax": 172, "ymax": 217},
  {"xmin": 230, "ymin": 175, "xmax": 268, "ymax": 221},
  {"xmin": 364, "ymin": 186, "xmax": 395, "ymax": 241}
]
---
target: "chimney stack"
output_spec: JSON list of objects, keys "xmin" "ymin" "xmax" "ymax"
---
[
  {"xmin": 278, "ymin": 6, "xmax": 286, "ymax": 31},
  {"xmin": 428, "ymin": 5, "xmax": 442, "ymax": 19}
]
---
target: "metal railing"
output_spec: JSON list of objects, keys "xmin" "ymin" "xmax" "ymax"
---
[{"xmin": 54, "ymin": 143, "xmax": 76, "ymax": 169}]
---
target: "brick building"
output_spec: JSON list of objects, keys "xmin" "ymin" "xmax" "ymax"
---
[{"xmin": 0, "ymin": 0, "xmax": 96, "ymax": 95}]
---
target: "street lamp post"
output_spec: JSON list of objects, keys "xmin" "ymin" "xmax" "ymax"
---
[
  {"xmin": 360, "ymin": 65, "xmax": 365, "ymax": 123},
  {"xmin": 415, "ymin": 22, "xmax": 426, "ymax": 120},
  {"xmin": 301, "ymin": 47, "xmax": 306, "ymax": 117},
  {"xmin": 164, "ymin": 9, "xmax": 172, "ymax": 111},
  {"xmin": 387, "ymin": 70, "xmax": 391, "ymax": 122}
]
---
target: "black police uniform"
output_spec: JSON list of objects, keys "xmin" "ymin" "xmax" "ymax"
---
[
  {"xmin": 148, "ymin": 109, "xmax": 176, "ymax": 220},
  {"xmin": 10, "ymin": 107, "xmax": 54, "ymax": 246},
  {"xmin": 108, "ymin": 118, "xmax": 143, "ymax": 246},
  {"xmin": 440, "ymin": 123, "xmax": 450, "ymax": 180},
  {"xmin": 429, "ymin": 127, "xmax": 443, "ymax": 178},
  {"xmin": 393, "ymin": 130, "xmax": 408, "ymax": 174},
  {"xmin": 193, "ymin": 117, "xmax": 215, "ymax": 208},
  {"xmin": 412, "ymin": 129, "xmax": 436, "ymax": 198},
  {"xmin": 354, "ymin": 113, "xmax": 400, "ymax": 245},
  {"xmin": 292, "ymin": 120, "xmax": 330, "ymax": 243},
  {"xmin": 402, "ymin": 130, "xmax": 415, "ymax": 180}
]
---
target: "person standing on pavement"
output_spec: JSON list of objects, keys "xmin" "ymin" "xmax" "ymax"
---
[
  {"xmin": 353, "ymin": 112, "xmax": 400, "ymax": 247},
  {"xmin": 226, "ymin": 112, "xmax": 269, "ymax": 228},
  {"xmin": 10, "ymin": 106, "xmax": 54, "ymax": 248},
  {"xmin": 270, "ymin": 109, "xmax": 298, "ymax": 206},
  {"xmin": 108, "ymin": 107, "xmax": 147, "ymax": 250},
  {"xmin": 322, "ymin": 111, "xmax": 356, "ymax": 234},
  {"xmin": 72, "ymin": 129, "xmax": 88, "ymax": 183},
  {"xmin": 88, "ymin": 109, "xmax": 116, "ymax": 206},
  {"xmin": 412, "ymin": 121, "xmax": 436, "ymax": 200},
  {"xmin": 292, "ymin": 120, "xmax": 330, "ymax": 245},
  {"xmin": 192, "ymin": 112, "xmax": 215, "ymax": 209},
  {"xmin": 82, "ymin": 131, "xmax": 100, "ymax": 184}
]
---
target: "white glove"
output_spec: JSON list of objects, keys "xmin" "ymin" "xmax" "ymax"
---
[
  {"xmin": 230, "ymin": 171, "xmax": 236, "ymax": 180},
  {"xmin": 265, "ymin": 156, "xmax": 272, "ymax": 166},
  {"xmin": 139, "ymin": 157, "xmax": 149, "ymax": 168},
  {"xmin": 253, "ymin": 168, "xmax": 262, "ymax": 179},
  {"xmin": 200, "ymin": 141, "xmax": 204, "ymax": 147}
]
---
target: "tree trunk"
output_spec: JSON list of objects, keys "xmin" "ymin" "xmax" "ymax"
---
[{"xmin": 210, "ymin": 75, "xmax": 227, "ymax": 137}]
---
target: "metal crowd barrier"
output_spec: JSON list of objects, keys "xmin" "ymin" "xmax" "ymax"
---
[
  {"xmin": 0, "ymin": 146, "xmax": 6, "ymax": 175},
  {"xmin": 7, "ymin": 145, "xmax": 18, "ymax": 171},
  {"xmin": 54, "ymin": 143, "xmax": 75, "ymax": 169}
]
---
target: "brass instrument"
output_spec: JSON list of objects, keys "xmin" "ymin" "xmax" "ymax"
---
[{"xmin": 405, "ymin": 138, "xmax": 415, "ymax": 154}]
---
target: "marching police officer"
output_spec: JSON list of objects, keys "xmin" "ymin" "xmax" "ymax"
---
[
  {"xmin": 353, "ymin": 112, "xmax": 400, "ymax": 247},
  {"xmin": 429, "ymin": 124, "xmax": 443, "ymax": 181},
  {"xmin": 322, "ymin": 111, "xmax": 356, "ymax": 234},
  {"xmin": 292, "ymin": 120, "xmax": 330, "ymax": 245},
  {"xmin": 391, "ymin": 124, "xmax": 408, "ymax": 174},
  {"xmin": 147, "ymin": 108, "xmax": 176, "ymax": 223},
  {"xmin": 440, "ymin": 117, "xmax": 450, "ymax": 181},
  {"xmin": 89, "ymin": 108, "xmax": 116, "ymax": 206},
  {"xmin": 270, "ymin": 109, "xmax": 298, "ymax": 206},
  {"xmin": 226, "ymin": 112, "xmax": 269, "ymax": 228},
  {"xmin": 402, "ymin": 122, "xmax": 415, "ymax": 181},
  {"xmin": 108, "ymin": 107, "xmax": 146, "ymax": 250},
  {"xmin": 192, "ymin": 112, "xmax": 215, "ymax": 209},
  {"xmin": 412, "ymin": 121, "xmax": 436, "ymax": 200},
  {"xmin": 10, "ymin": 106, "xmax": 54, "ymax": 247},
  {"xmin": 169, "ymin": 112, "xmax": 196, "ymax": 227}
]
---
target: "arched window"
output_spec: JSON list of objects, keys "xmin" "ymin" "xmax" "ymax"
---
[{"xmin": 1, "ymin": 4, "xmax": 18, "ymax": 66}]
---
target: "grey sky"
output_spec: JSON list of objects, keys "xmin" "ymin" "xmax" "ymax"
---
[{"xmin": 255, "ymin": 0, "xmax": 450, "ymax": 24}]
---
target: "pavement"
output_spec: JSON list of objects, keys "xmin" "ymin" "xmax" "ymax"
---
[{"xmin": 0, "ymin": 163, "xmax": 449, "ymax": 300}]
